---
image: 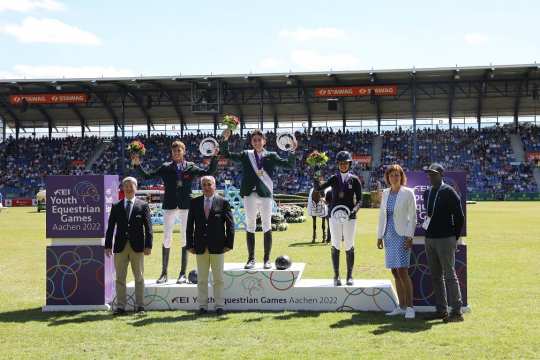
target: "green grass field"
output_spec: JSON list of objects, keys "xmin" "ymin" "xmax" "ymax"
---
[{"xmin": 0, "ymin": 202, "xmax": 539, "ymax": 359}]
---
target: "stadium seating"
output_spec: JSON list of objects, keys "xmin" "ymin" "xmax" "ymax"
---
[{"xmin": 0, "ymin": 126, "xmax": 538, "ymax": 199}]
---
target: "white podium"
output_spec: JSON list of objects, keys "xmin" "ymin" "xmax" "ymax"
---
[{"xmin": 122, "ymin": 263, "xmax": 398, "ymax": 312}]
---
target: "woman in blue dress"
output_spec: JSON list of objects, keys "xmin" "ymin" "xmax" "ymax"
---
[{"xmin": 377, "ymin": 164, "xmax": 417, "ymax": 319}]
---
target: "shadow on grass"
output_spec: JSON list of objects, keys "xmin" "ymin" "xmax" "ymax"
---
[
  {"xmin": 330, "ymin": 312, "xmax": 443, "ymax": 334},
  {"xmin": 273, "ymin": 311, "xmax": 322, "ymax": 320},
  {"xmin": 129, "ymin": 312, "xmax": 229, "ymax": 327},
  {"xmin": 240, "ymin": 311, "xmax": 322, "ymax": 323},
  {"xmin": 0, "ymin": 307, "xmax": 113, "ymax": 326},
  {"xmin": 288, "ymin": 241, "xmax": 329, "ymax": 247}
]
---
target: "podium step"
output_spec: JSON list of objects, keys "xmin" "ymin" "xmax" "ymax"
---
[{"xmin": 119, "ymin": 263, "xmax": 398, "ymax": 312}]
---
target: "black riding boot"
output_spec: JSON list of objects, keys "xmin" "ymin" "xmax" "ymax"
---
[
  {"xmin": 244, "ymin": 232, "xmax": 256, "ymax": 269},
  {"xmin": 346, "ymin": 247, "xmax": 355, "ymax": 286},
  {"xmin": 156, "ymin": 246, "xmax": 169, "ymax": 284},
  {"xmin": 312, "ymin": 217, "xmax": 317, "ymax": 243},
  {"xmin": 176, "ymin": 246, "xmax": 188, "ymax": 284},
  {"xmin": 331, "ymin": 247, "xmax": 341, "ymax": 286},
  {"xmin": 263, "ymin": 231, "xmax": 273, "ymax": 269}
]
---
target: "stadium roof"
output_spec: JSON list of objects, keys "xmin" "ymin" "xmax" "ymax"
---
[{"xmin": 0, "ymin": 63, "xmax": 539, "ymax": 137}]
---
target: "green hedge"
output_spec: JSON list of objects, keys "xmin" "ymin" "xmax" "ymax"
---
[{"xmin": 469, "ymin": 192, "xmax": 540, "ymax": 201}]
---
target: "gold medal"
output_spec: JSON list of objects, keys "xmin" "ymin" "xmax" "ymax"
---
[{"xmin": 257, "ymin": 170, "xmax": 264, "ymax": 177}]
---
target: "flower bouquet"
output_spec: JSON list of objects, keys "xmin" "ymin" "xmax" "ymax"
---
[
  {"xmin": 222, "ymin": 114, "xmax": 240, "ymax": 131},
  {"xmin": 127, "ymin": 140, "xmax": 146, "ymax": 157},
  {"xmin": 306, "ymin": 150, "xmax": 329, "ymax": 178},
  {"xmin": 306, "ymin": 151, "xmax": 329, "ymax": 168}
]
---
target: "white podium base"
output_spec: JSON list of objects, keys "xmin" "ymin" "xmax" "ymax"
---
[
  {"xmin": 42, "ymin": 304, "xmax": 111, "ymax": 312},
  {"xmin": 121, "ymin": 263, "xmax": 399, "ymax": 312}
]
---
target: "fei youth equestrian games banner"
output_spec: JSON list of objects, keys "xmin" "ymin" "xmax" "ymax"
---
[{"xmin": 46, "ymin": 175, "xmax": 118, "ymax": 238}]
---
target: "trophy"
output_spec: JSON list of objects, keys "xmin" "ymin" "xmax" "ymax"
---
[
  {"xmin": 276, "ymin": 132, "xmax": 297, "ymax": 152},
  {"xmin": 199, "ymin": 137, "xmax": 219, "ymax": 157},
  {"xmin": 331, "ymin": 205, "xmax": 350, "ymax": 224}
]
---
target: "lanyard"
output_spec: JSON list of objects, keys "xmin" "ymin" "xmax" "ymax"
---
[
  {"xmin": 175, "ymin": 161, "xmax": 185, "ymax": 179},
  {"xmin": 427, "ymin": 181, "xmax": 444, "ymax": 217}
]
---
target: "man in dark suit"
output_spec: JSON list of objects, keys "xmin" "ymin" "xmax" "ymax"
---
[
  {"xmin": 186, "ymin": 175, "xmax": 234, "ymax": 316},
  {"xmin": 105, "ymin": 177, "xmax": 153, "ymax": 315},
  {"xmin": 132, "ymin": 140, "xmax": 218, "ymax": 284}
]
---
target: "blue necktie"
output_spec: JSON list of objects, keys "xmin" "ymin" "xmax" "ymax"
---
[{"xmin": 125, "ymin": 200, "xmax": 132, "ymax": 220}]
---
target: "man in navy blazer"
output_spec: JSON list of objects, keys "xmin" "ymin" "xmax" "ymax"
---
[
  {"xmin": 105, "ymin": 177, "xmax": 153, "ymax": 315},
  {"xmin": 186, "ymin": 176, "xmax": 234, "ymax": 316}
]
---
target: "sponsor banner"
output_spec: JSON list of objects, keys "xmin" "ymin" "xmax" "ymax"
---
[
  {"xmin": 202, "ymin": 158, "xmax": 230, "ymax": 166},
  {"xmin": 407, "ymin": 171, "xmax": 467, "ymax": 237},
  {"xmin": 527, "ymin": 151, "xmax": 540, "ymax": 162},
  {"xmin": 9, "ymin": 93, "xmax": 89, "ymax": 105},
  {"xmin": 46, "ymin": 175, "xmax": 118, "ymax": 238},
  {"xmin": 10, "ymin": 198, "xmax": 33, "ymax": 206},
  {"xmin": 353, "ymin": 154, "xmax": 372, "ymax": 164},
  {"xmin": 314, "ymin": 85, "xmax": 398, "ymax": 97},
  {"xmin": 121, "ymin": 263, "xmax": 398, "ymax": 311}
]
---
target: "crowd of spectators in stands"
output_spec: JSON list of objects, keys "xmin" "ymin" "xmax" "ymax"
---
[{"xmin": 1, "ymin": 125, "xmax": 538, "ymax": 199}]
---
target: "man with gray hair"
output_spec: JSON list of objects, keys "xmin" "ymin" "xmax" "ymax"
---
[
  {"xmin": 186, "ymin": 175, "xmax": 234, "ymax": 316},
  {"xmin": 105, "ymin": 176, "xmax": 153, "ymax": 315}
]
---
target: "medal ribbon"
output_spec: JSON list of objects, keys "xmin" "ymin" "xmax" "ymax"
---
[{"xmin": 254, "ymin": 151, "xmax": 263, "ymax": 170}]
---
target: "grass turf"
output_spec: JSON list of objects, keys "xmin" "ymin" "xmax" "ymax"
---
[{"xmin": 0, "ymin": 202, "xmax": 538, "ymax": 359}]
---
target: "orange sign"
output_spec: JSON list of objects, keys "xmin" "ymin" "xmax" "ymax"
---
[
  {"xmin": 315, "ymin": 85, "xmax": 397, "ymax": 97},
  {"xmin": 353, "ymin": 154, "xmax": 372, "ymax": 164},
  {"xmin": 9, "ymin": 93, "xmax": 89, "ymax": 105},
  {"xmin": 527, "ymin": 152, "xmax": 540, "ymax": 162},
  {"xmin": 203, "ymin": 158, "xmax": 230, "ymax": 166}
]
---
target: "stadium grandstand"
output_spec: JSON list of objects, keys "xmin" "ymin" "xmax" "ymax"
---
[{"xmin": 1, "ymin": 64, "xmax": 539, "ymax": 202}]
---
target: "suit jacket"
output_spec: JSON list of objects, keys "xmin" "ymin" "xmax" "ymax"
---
[
  {"xmin": 186, "ymin": 194, "xmax": 235, "ymax": 254},
  {"xmin": 105, "ymin": 198, "xmax": 153, "ymax": 253},
  {"xmin": 135, "ymin": 157, "xmax": 218, "ymax": 210},
  {"xmin": 219, "ymin": 140, "xmax": 295, "ymax": 197},
  {"xmin": 422, "ymin": 183, "xmax": 464, "ymax": 238},
  {"xmin": 377, "ymin": 186, "xmax": 417, "ymax": 239}
]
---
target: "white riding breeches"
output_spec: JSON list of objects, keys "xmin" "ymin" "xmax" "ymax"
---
[
  {"xmin": 162, "ymin": 208, "xmax": 189, "ymax": 248},
  {"xmin": 243, "ymin": 193, "xmax": 273, "ymax": 233},
  {"xmin": 329, "ymin": 217, "xmax": 356, "ymax": 251}
]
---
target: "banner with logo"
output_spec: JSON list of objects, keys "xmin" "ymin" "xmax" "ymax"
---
[
  {"xmin": 46, "ymin": 175, "xmax": 118, "ymax": 238},
  {"xmin": 9, "ymin": 93, "xmax": 89, "ymax": 105},
  {"xmin": 527, "ymin": 151, "xmax": 540, "ymax": 162},
  {"xmin": 314, "ymin": 85, "xmax": 398, "ymax": 97},
  {"xmin": 352, "ymin": 154, "xmax": 372, "ymax": 165}
]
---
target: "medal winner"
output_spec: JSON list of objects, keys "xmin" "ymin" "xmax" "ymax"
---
[
  {"xmin": 315, "ymin": 151, "xmax": 362, "ymax": 286},
  {"xmin": 220, "ymin": 129, "xmax": 297, "ymax": 269},
  {"xmin": 132, "ymin": 140, "xmax": 218, "ymax": 284}
]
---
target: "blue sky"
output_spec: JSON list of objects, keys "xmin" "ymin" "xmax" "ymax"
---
[{"xmin": 0, "ymin": 0, "xmax": 539, "ymax": 79}]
